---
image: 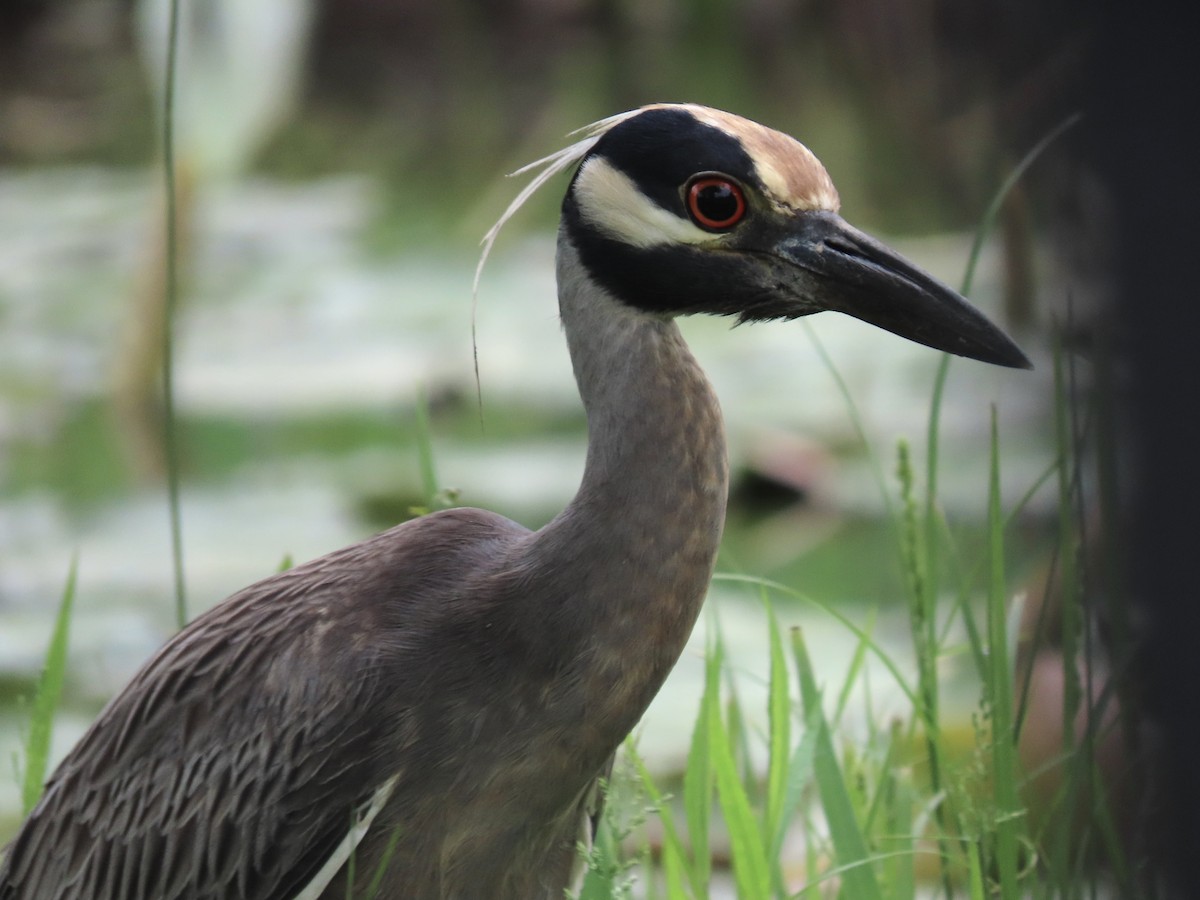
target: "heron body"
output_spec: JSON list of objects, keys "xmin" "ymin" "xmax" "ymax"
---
[{"xmin": 0, "ymin": 104, "xmax": 1027, "ymax": 899}]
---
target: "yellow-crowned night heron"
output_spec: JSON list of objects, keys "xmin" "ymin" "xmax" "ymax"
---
[{"xmin": 0, "ymin": 104, "xmax": 1029, "ymax": 899}]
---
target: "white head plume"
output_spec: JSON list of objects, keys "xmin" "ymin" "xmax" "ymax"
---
[
  {"xmin": 472, "ymin": 108, "xmax": 649, "ymax": 297},
  {"xmin": 468, "ymin": 108, "xmax": 649, "ymax": 410}
]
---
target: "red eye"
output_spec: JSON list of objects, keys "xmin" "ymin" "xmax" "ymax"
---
[{"xmin": 686, "ymin": 176, "xmax": 747, "ymax": 231}]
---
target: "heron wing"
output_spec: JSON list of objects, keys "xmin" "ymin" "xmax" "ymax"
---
[{"xmin": 0, "ymin": 508, "xmax": 532, "ymax": 900}]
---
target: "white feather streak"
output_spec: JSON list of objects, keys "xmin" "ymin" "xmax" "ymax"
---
[{"xmin": 292, "ymin": 773, "xmax": 400, "ymax": 900}]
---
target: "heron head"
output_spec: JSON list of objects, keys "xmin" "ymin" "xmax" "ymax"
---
[{"xmin": 561, "ymin": 103, "xmax": 1030, "ymax": 369}]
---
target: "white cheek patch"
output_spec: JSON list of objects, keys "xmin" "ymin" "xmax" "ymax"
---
[{"xmin": 573, "ymin": 157, "xmax": 715, "ymax": 248}]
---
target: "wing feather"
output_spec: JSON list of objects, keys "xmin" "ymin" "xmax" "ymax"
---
[{"xmin": 0, "ymin": 508, "xmax": 531, "ymax": 900}]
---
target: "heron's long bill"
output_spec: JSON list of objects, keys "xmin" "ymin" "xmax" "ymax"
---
[{"xmin": 778, "ymin": 210, "xmax": 1031, "ymax": 369}]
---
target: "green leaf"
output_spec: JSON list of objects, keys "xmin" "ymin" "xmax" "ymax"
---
[
  {"xmin": 713, "ymin": 573, "xmax": 917, "ymax": 709},
  {"xmin": 986, "ymin": 407, "xmax": 1022, "ymax": 897},
  {"xmin": 628, "ymin": 743, "xmax": 697, "ymax": 899},
  {"xmin": 22, "ymin": 557, "xmax": 79, "ymax": 814},
  {"xmin": 764, "ymin": 597, "xmax": 790, "ymax": 865},
  {"xmin": 681, "ymin": 638, "xmax": 717, "ymax": 894},
  {"xmin": 792, "ymin": 626, "xmax": 883, "ymax": 900},
  {"xmin": 707, "ymin": 664, "xmax": 771, "ymax": 900},
  {"xmin": 413, "ymin": 384, "xmax": 440, "ymax": 504}
]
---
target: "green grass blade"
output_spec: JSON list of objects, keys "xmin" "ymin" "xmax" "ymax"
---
[
  {"xmin": 791, "ymin": 627, "xmax": 884, "ymax": 900},
  {"xmin": 878, "ymin": 721, "xmax": 915, "ymax": 899},
  {"xmin": 897, "ymin": 439, "xmax": 954, "ymax": 898},
  {"xmin": 577, "ymin": 801, "xmax": 622, "ymax": 900},
  {"xmin": 985, "ymin": 406, "xmax": 1022, "ymax": 896},
  {"xmin": 628, "ymin": 743, "xmax": 693, "ymax": 894},
  {"xmin": 413, "ymin": 385, "xmax": 440, "ymax": 503},
  {"xmin": 707, "ymin": 657, "xmax": 771, "ymax": 900},
  {"xmin": 966, "ymin": 841, "xmax": 986, "ymax": 900},
  {"xmin": 801, "ymin": 807, "xmax": 821, "ymax": 900},
  {"xmin": 764, "ymin": 598, "xmax": 789, "ymax": 831},
  {"xmin": 936, "ymin": 128, "xmax": 1089, "ymax": 897},
  {"xmin": 831, "ymin": 611, "xmax": 873, "ymax": 731},
  {"xmin": 722, "ymin": 675, "xmax": 755, "ymax": 796},
  {"xmin": 949, "ymin": 111, "xmax": 1083, "ymax": 716},
  {"xmin": 1051, "ymin": 336, "xmax": 1082, "ymax": 740},
  {"xmin": 859, "ymin": 717, "xmax": 898, "ymax": 843},
  {"xmin": 763, "ymin": 597, "xmax": 791, "ymax": 892},
  {"xmin": 661, "ymin": 840, "xmax": 691, "ymax": 900},
  {"xmin": 713, "ymin": 574, "xmax": 917, "ymax": 708},
  {"xmin": 922, "ymin": 352, "xmax": 950, "ymax": 616},
  {"xmin": 961, "ymin": 112, "xmax": 1081, "ymax": 301},
  {"xmin": 774, "ymin": 705, "xmax": 820, "ymax": 868},
  {"xmin": 801, "ymin": 320, "xmax": 896, "ymax": 522},
  {"xmin": 897, "ymin": 438, "xmax": 939, "ymax": 737},
  {"xmin": 363, "ymin": 825, "xmax": 405, "ymax": 899},
  {"xmin": 682, "ymin": 635, "xmax": 718, "ymax": 894},
  {"xmin": 22, "ymin": 557, "xmax": 79, "ymax": 813}
]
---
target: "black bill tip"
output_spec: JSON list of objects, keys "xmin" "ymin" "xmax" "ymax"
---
[{"xmin": 777, "ymin": 211, "xmax": 1034, "ymax": 370}]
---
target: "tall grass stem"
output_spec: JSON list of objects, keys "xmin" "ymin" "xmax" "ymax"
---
[
  {"xmin": 162, "ymin": 0, "xmax": 187, "ymax": 628},
  {"xmin": 986, "ymin": 407, "xmax": 1021, "ymax": 894}
]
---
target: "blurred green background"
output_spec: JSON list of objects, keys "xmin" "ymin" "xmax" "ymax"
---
[{"xmin": 0, "ymin": 0, "xmax": 1094, "ymax": 842}]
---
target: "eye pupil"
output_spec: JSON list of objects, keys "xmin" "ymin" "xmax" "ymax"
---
[
  {"xmin": 697, "ymin": 184, "xmax": 737, "ymax": 219},
  {"xmin": 686, "ymin": 176, "xmax": 747, "ymax": 230}
]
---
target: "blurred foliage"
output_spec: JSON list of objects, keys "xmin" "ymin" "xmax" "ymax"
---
[
  {"xmin": 0, "ymin": 0, "xmax": 1089, "ymax": 592},
  {"xmin": 0, "ymin": 0, "xmax": 1092, "ymax": 573},
  {"xmin": 0, "ymin": 0, "xmax": 1094, "ymax": 242}
]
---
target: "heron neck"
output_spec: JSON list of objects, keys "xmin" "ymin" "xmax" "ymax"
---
[{"xmin": 523, "ymin": 231, "xmax": 728, "ymax": 736}]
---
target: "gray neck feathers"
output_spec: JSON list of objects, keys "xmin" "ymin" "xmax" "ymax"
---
[{"xmin": 518, "ymin": 230, "xmax": 729, "ymax": 746}]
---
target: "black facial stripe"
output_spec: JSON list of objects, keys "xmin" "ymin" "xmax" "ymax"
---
[
  {"xmin": 569, "ymin": 107, "xmax": 763, "ymax": 218},
  {"xmin": 563, "ymin": 196, "xmax": 797, "ymax": 321}
]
